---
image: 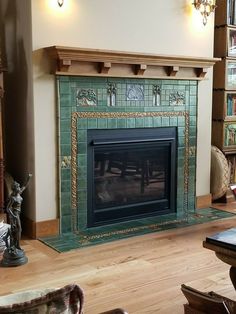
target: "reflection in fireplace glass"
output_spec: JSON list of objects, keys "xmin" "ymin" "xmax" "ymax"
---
[
  {"xmin": 94, "ymin": 146, "xmax": 168, "ymax": 209},
  {"xmin": 87, "ymin": 127, "xmax": 177, "ymax": 226}
]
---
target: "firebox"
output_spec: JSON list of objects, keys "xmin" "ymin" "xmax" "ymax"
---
[{"xmin": 87, "ymin": 127, "xmax": 177, "ymax": 227}]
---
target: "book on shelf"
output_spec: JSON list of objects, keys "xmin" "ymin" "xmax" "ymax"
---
[
  {"xmin": 232, "ymin": 96, "xmax": 236, "ymax": 115},
  {"xmin": 206, "ymin": 228, "xmax": 236, "ymax": 251},
  {"xmin": 228, "ymin": 0, "xmax": 233, "ymax": 24},
  {"xmin": 233, "ymin": 0, "xmax": 236, "ymax": 25},
  {"xmin": 228, "ymin": 0, "xmax": 236, "ymax": 25},
  {"xmin": 227, "ymin": 95, "xmax": 233, "ymax": 115},
  {"xmin": 225, "ymin": 123, "xmax": 236, "ymax": 146},
  {"xmin": 227, "ymin": 94, "xmax": 236, "ymax": 116}
]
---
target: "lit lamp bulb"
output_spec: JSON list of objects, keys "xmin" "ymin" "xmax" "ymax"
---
[{"xmin": 58, "ymin": 0, "xmax": 64, "ymax": 7}]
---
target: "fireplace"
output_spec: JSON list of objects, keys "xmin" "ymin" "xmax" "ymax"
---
[
  {"xmin": 87, "ymin": 127, "xmax": 177, "ymax": 226},
  {"xmin": 44, "ymin": 47, "xmax": 218, "ymax": 235}
]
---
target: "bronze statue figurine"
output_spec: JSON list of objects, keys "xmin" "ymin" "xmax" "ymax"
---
[{"xmin": 1, "ymin": 173, "xmax": 32, "ymax": 267}]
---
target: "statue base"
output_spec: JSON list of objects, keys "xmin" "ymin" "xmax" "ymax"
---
[{"xmin": 1, "ymin": 248, "xmax": 28, "ymax": 267}]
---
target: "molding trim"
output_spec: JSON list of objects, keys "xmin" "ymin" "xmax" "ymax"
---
[
  {"xmin": 45, "ymin": 46, "xmax": 220, "ymax": 80},
  {"xmin": 22, "ymin": 217, "xmax": 59, "ymax": 239},
  {"xmin": 71, "ymin": 111, "xmax": 190, "ymax": 232},
  {"xmin": 196, "ymin": 194, "xmax": 212, "ymax": 209}
]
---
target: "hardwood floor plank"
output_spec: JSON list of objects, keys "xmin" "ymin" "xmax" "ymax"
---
[{"xmin": 1, "ymin": 217, "xmax": 236, "ymax": 313}]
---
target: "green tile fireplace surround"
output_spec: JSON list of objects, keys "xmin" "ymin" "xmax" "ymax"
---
[{"xmin": 58, "ymin": 76, "xmax": 197, "ymax": 237}]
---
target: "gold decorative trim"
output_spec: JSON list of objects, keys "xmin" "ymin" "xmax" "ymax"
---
[
  {"xmin": 76, "ymin": 217, "xmax": 188, "ymax": 243},
  {"xmin": 71, "ymin": 114, "xmax": 78, "ymax": 232},
  {"xmin": 71, "ymin": 111, "xmax": 190, "ymax": 232}
]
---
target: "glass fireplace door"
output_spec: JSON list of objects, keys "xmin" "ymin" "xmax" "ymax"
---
[{"xmin": 87, "ymin": 128, "xmax": 177, "ymax": 227}]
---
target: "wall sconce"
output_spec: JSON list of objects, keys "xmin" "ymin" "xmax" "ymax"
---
[
  {"xmin": 193, "ymin": 0, "xmax": 216, "ymax": 25},
  {"xmin": 57, "ymin": 0, "xmax": 64, "ymax": 7}
]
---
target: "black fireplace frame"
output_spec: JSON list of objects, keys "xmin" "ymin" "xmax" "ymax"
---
[{"xmin": 87, "ymin": 127, "xmax": 177, "ymax": 227}]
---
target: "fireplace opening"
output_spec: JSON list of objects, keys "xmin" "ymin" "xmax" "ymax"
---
[{"xmin": 87, "ymin": 127, "xmax": 177, "ymax": 227}]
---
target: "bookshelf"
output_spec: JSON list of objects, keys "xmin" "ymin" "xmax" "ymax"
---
[{"xmin": 213, "ymin": 0, "xmax": 236, "ymax": 185}]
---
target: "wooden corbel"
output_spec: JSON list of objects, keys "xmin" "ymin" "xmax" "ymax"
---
[
  {"xmin": 168, "ymin": 66, "xmax": 179, "ymax": 77},
  {"xmin": 197, "ymin": 67, "xmax": 208, "ymax": 78},
  {"xmin": 135, "ymin": 64, "xmax": 147, "ymax": 75},
  {"xmin": 58, "ymin": 59, "xmax": 71, "ymax": 72},
  {"xmin": 99, "ymin": 62, "xmax": 111, "ymax": 74}
]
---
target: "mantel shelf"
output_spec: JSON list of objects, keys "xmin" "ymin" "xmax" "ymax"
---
[{"xmin": 45, "ymin": 46, "xmax": 220, "ymax": 80}]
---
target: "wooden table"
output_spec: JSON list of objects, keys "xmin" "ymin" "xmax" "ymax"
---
[{"xmin": 203, "ymin": 240, "xmax": 236, "ymax": 290}]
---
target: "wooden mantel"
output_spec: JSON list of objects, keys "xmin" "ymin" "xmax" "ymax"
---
[{"xmin": 45, "ymin": 46, "xmax": 220, "ymax": 80}]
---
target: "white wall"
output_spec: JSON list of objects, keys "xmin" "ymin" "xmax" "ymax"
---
[{"xmin": 31, "ymin": 0, "xmax": 215, "ymax": 220}]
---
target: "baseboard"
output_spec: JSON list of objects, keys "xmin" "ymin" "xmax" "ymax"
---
[
  {"xmin": 196, "ymin": 194, "xmax": 212, "ymax": 209},
  {"xmin": 22, "ymin": 216, "xmax": 59, "ymax": 239}
]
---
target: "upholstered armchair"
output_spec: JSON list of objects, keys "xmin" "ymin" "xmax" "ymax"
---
[
  {"xmin": 181, "ymin": 284, "xmax": 236, "ymax": 314},
  {"xmin": 0, "ymin": 283, "xmax": 128, "ymax": 314}
]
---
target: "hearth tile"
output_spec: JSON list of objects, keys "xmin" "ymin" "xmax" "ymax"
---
[
  {"xmin": 40, "ymin": 209, "xmax": 236, "ymax": 252},
  {"xmin": 61, "ymin": 192, "xmax": 71, "ymax": 206},
  {"xmin": 78, "ymin": 189, "xmax": 86, "ymax": 201},
  {"xmin": 178, "ymin": 136, "xmax": 185, "ymax": 146},
  {"xmin": 190, "ymin": 95, "xmax": 197, "ymax": 106},
  {"xmin": 61, "ymin": 169, "xmax": 70, "ymax": 181},
  {"xmin": 107, "ymin": 118, "xmax": 117, "ymax": 128},
  {"xmin": 60, "ymin": 94, "xmax": 71, "ymax": 106},
  {"xmin": 77, "ymin": 118, "xmax": 88, "ymax": 129},
  {"xmin": 161, "ymin": 117, "xmax": 170, "ymax": 126},
  {"xmin": 177, "ymin": 116, "xmax": 185, "ymax": 127},
  {"xmin": 188, "ymin": 197, "xmax": 196, "ymax": 210},
  {"xmin": 189, "ymin": 138, "xmax": 197, "ymax": 148},
  {"xmin": 189, "ymin": 166, "xmax": 196, "ymax": 177},
  {"xmin": 144, "ymin": 107, "xmax": 158, "ymax": 112},
  {"xmin": 87, "ymin": 118, "xmax": 97, "ymax": 129},
  {"xmin": 188, "ymin": 158, "xmax": 196, "ymax": 169},
  {"xmin": 162, "ymin": 84, "xmax": 174, "ymax": 90},
  {"xmin": 78, "ymin": 154, "xmax": 86, "ymax": 166},
  {"xmin": 60, "ymin": 144, "xmax": 70, "ymax": 156},
  {"xmin": 190, "ymin": 105, "xmax": 197, "ymax": 116},
  {"xmin": 189, "ymin": 126, "xmax": 196, "ymax": 136},
  {"xmin": 189, "ymin": 116, "xmax": 197, "ymax": 126},
  {"xmin": 79, "ymin": 106, "xmax": 96, "ymax": 112},
  {"xmin": 61, "ymin": 202, "xmax": 71, "ymax": 215},
  {"xmin": 144, "ymin": 117, "xmax": 153, "ymax": 127},
  {"xmin": 178, "ymin": 126, "xmax": 185, "ymax": 137},
  {"xmin": 77, "ymin": 142, "xmax": 86, "ymax": 154},
  {"xmin": 152, "ymin": 116, "xmax": 162, "ymax": 127},
  {"xmin": 61, "ymin": 215, "xmax": 72, "ymax": 233},
  {"xmin": 60, "ymin": 119, "xmax": 70, "ymax": 132},
  {"xmin": 188, "ymin": 179, "xmax": 195, "ymax": 192},
  {"xmin": 177, "ymin": 85, "xmax": 186, "ymax": 91},
  {"xmin": 135, "ymin": 118, "xmax": 144, "ymax": 127},
  {"xmin": 78, "ymin": 215, "xmax": 87, "ymax": 230},
  {"xmin": 60, "ymin": 132, "xmax": 71, "ymax": 145},
  {"xmin": 178, "ymin": 147, "xmax": 185, "ymax": 157},
  {"xmin": 190, "ymin": 85, "xmax": 197, "ymax": 96},
  {"xmin": 97, "ymin": 119, "xmax": 107, "ymax": 128},
  {"xmin": 60, "ymin": 107, "xmax": 71, "ymax": 118},
  {"xmin": 116, "ymin": 118, "xmax": 127, "ymax": 128},
  {"xmin": 77, "ymin": 130, "xmax": 87, "ymax": 142},
  {"xmin": 126, "ymin": 118, "xmax": 135, "ymax": 128},
  {"xmin": 59, "ymin": 81, "xmax": 70, "ymax": 94},
  {"xmin": 185, "ymin": 90, "xmax": 190, "ymax": 102},
  {"xmin": 61, "ymin": 180, "xmax": 71, "ymax": 193},
  {"xmin": 169, "ymin": 117, "xmax": 178, "ymax": 126}
]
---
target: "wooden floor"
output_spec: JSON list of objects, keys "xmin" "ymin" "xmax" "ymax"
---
[{"xmin": 1, "ymin": 217, "xmax": 236, "ymax": 313}]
